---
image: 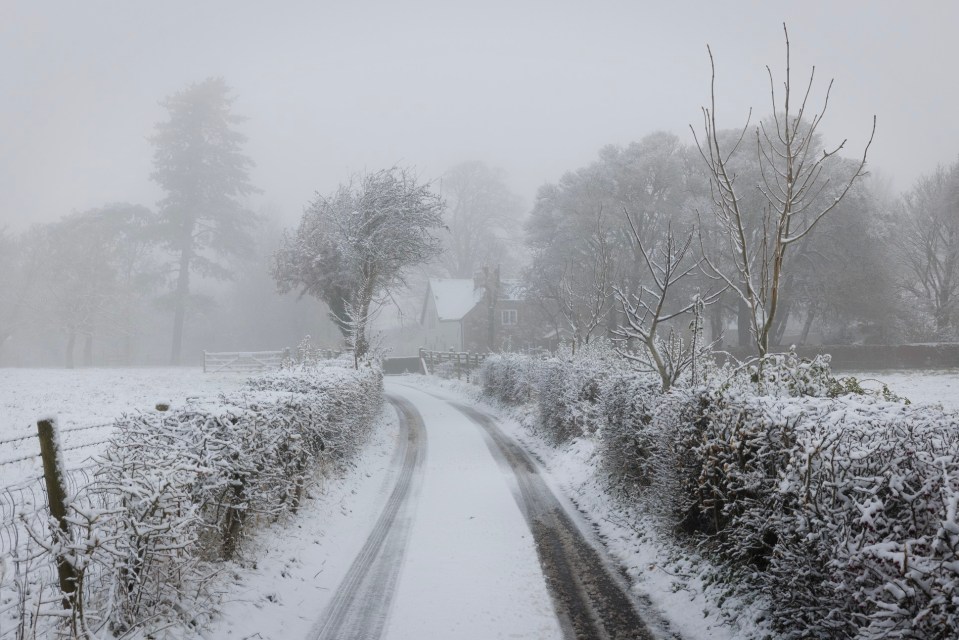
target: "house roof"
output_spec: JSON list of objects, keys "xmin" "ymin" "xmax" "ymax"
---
[{"xmin": 425, "ymin": 278, "xmax": 485, "ymax": 322}]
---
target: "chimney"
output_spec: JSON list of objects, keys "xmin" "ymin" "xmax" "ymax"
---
[{"xmin": 473, "ymin": 267, "xmax": 487, "ymax": 291}]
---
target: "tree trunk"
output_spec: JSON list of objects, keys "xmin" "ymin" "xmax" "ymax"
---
[
  {"xmin": 354, "ymin": 301, "xmax": 370, "ymax": 362},
  {"xmin": 487, "ymin": 303, "xmax": 496, "ymax": 352},
  {"xmin": 737, "ymin": 299, "xmax": 751, "ymax": 347},
  {"xmin": 82, "ymin": 333, "xmax": 93, "ymax": 367},
  {"xmin": 170, "ymin": 248, "xmax": 192, "ymax": 365},
  {"xmin": 65, "ymin": 332, "xmax": 76, "ymax": 369},
  {"xmin": 710, "ymin": 305, "xmax": 724, "ymax": 347},
  {"xmin": 605, "ymin": 294, "xmax": 619, "ymax": 340},
  {"xmin": 123, "ymin": 333, "xmax": 133, "ymax": 366},
  {"xmin": 772, "ymin": 300, "xmax": 792, "ymax": 347},
  {"xmin": 352, "ymin": 271, "xmax": 377, "ymax": 361},
  {"xmin": 800, "ymin": 308, "xmax": 816, "ymax": 345},
  {"xmin": 935, "ymin": 306, "xmax": 951, "ymax": 336}
]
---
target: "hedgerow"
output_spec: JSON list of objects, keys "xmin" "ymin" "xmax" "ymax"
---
[
  {"xmin": 477, "ymin": 345, "xmax": 959, "ymax": 638},
  {"xmin": 33, "ymin": 360, "xmax": 383, "ymax": 637}
]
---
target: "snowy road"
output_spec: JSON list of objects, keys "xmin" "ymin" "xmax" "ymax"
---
[
  {"xmin": 308, "ymin": 395, "xmax": 427, "ymax": 640},
  {"xmin": 310, "ymin": 381, "xmax": 656, "ymax": 639}
]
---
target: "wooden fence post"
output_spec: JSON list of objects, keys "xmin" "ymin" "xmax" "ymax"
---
[{"xmin": 37, "ymin": 418, "xmax": 77, "ymax": 608}]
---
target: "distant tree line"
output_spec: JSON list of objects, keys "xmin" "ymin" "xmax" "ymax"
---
[
  {"xmin": 0, "ymin": 78, "xmax": 336, "ymax": 367},
  {"xmin": 521, "ymin": 30, "xmax": 957, "ymax": 360},
  {"xmin": 4, "ymin": 28, "xmax": 959, "ymax": 368},
  {"xmin": 522, "ymin": 133, "xmax": 958, "ymax": 351}
]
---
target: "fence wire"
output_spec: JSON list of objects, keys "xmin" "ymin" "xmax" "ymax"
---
[
  {"xmin": 0, "ymin": 463, "xmax": 108, "ymax": 640},
  {"xmin": 0, "ymin": 418, "xmax": 114, "ymax": 640}
]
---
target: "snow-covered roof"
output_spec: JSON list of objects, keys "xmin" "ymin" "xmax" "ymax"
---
[{"xmin": 426, "ymin": 278, "xmax": 485, "ymax": 321}]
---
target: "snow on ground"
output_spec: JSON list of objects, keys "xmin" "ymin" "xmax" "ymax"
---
[
  {"xmin": 0, "ymin": 367, "xmax": 247, "ymax": 487},
  {"xmin": 846, "ymin": 369, "xmax": 959, "ymax": 411},
  {"xmin": 205, "ymin": 384, "xmax": 562, "ymax": 640},
  {"xmin": 382, "ymin": 383, "xmax": 561, "ymax": 640},
  {"xmin": 398, "ymin": 374, "xmax": 745, "ymax": 640},
  {"xmin": 201, "ymin": 404, "xmax": 403, "ymax": 640}
]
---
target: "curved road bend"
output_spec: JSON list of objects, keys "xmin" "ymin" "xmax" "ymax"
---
[{"xmin": 310, "ymin": 383, "xmax": 664, "ymax": 639}]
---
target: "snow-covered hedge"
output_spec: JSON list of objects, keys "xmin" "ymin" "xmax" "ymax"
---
[
  {"xmin": 682, "ymin": 383, "xmax": 959, "ymax": 638},
  {"xmin": 482, "ymin": 343, "xmax": 618, "ymax": 444},
  {"xmin": 477, "ymin": 347, "xmax": 959, "ymax": 638},
  {"xmin": 481, "ymin": 352, "xmax": 537, "ymax": 406},
  {"xmin": 55, "ymin": 361, "xmax": 383, "ymax": 636}
]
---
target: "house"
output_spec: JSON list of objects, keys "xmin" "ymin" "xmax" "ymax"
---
[{"xmin": 420, "ymin": 268, "xmax": 545, "ymax": 352}]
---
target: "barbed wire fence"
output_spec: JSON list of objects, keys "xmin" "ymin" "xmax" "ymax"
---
[
  {"xmin": 0, "ymin": 419, "xmax": 115, "ymax": 640},
  {"xmin": 0, "ymin": 364, "xmax": 380, "ymax": 639}
]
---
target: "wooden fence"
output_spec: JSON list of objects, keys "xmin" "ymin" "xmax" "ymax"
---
[{"xmin": 418, "ymin": 348, "xmax": 488, "ymax": 379}]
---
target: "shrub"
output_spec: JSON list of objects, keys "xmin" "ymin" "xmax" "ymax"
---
[
  {"xmin": 597, "ymin": 371, "xmax": 661, "ymax": 497},
  {"xmin": 679, "ymin": 381, "xmax": 959, "ymax": 637},
  {"xmin": 479, "ymin": 345, "xmax": 959, "ymax": 637},
  {"xmin": 481, "ymin": 352, "xmax": 536, "ymax": 405},
  {"xmin": 55, "ymin": 362, "xmax": 383, "ymax": 636},
  {"xmin": 533, "ymin": 342, "xmax": 618, "ymax": 445}
]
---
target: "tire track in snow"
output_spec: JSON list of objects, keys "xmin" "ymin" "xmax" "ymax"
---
[
  {"xmin": 448, "ymin": 400, "xmax": 664, "ymax": 640},
  {"xmin": 307, "ymin": 394, "xmax": 426, "ymax": 640}
]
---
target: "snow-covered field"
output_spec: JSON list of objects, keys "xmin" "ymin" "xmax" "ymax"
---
[
  {"xmin": 0, "ymin": 367, "xmax": 248, "ymax": 487},
  {"xmin": 847, "ymin": 369, "xmax": 959, "ymax": 411}
]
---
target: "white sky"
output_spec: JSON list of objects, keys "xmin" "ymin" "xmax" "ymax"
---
[{"xmin": 2, "ymin": 0, "xmax": 956, "ymax": 230}]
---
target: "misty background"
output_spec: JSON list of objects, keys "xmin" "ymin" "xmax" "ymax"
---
[{"xmin": 2, "ymin": 1, "xmax": 958, "ymax": 366}]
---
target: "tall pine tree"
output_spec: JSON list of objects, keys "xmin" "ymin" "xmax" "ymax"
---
[{"xmin": 150, "ymin": 77, "xmax": 257, "ymax": 364}]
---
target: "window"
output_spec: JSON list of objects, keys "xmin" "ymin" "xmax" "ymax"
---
[{"xmin": 501, "ymin": 309, "xmax": 518, "ymax": 325}]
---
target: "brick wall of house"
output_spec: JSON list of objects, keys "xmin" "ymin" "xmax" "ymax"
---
[
  {"xmin": 461, "ymin": 299, "xmax": 549, "ymax": 352},
  {"xmin": 462, "ymin": 304, "xmax": 491, "ymax": 352}
]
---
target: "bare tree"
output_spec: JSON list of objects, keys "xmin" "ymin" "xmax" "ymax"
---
[
  {"xmin": 614, "ymin": 211, "xmax": 719, "ymax": 391},
  {"xmin": 439, "ymin": 161, "xmax": 523, "ymax": 278},
  {"xmin": 900, "ymin": 162, "xmax": 959, "ymax": 336},
  {"xmin": 691, "ymin": 24, "xmax": 876, "ymax": 356},
  {"xmin": 526, "ymin": 209, "xmax": 616, "ymax": 352}
]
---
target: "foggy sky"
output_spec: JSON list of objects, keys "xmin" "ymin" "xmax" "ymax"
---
[{"xmin": 2, "ymin": 0, "xmax": 956, "ymax": 230}]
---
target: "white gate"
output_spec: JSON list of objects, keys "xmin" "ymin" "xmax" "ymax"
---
[{"xmin": 203, "ymin": 350, "xmax": 288, "ymax": 374}]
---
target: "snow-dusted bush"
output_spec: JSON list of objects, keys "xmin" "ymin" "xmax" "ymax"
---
[
  {"xmin": 432, "ymin": 361, "xmax": 457, "ymax": 380},
  {"xmin": 479, "ymin": 345, "xmax": 959, "ymax": 637},
  {"xmin": 669, "ymin": 357, "xmax": 959, "ymax": 639},
  {"xmin": 533, "ymin": 342, "xmax": 619, "ymax": 445},
  {"xmin": 596, "ymin": 370, "xmax": 662, "ymax": 497},
  {"xmin": 46, "ymin": 362, "xmax": 383, "ymax": 637},
  {"xmin": 681, "ymin": 392, "xmax": 959, "ymax": 638},
  {"xmin": 481, "ymin": 352, "xmax": 536, "ymax": 405}
]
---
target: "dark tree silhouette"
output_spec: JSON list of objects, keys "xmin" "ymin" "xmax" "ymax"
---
[{"xmin": 151, "ymin": 77, "xmax": 257, "ymax": 365}]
